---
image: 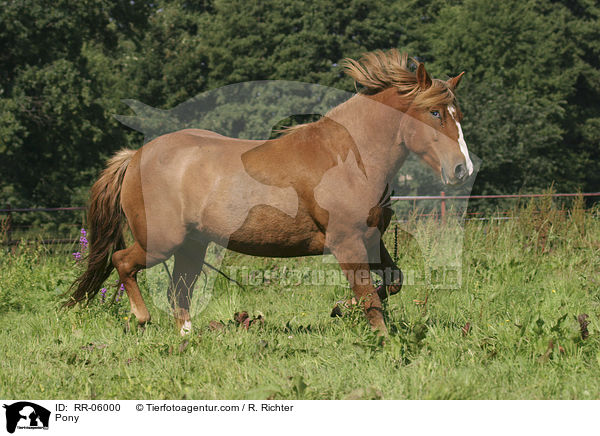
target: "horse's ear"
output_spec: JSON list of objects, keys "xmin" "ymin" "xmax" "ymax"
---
[
  {"xmin": 416, "ymin": 63, "xmax": 432, "ymax": 90},
  {"xmin": 447, "ymin": 71, "xmax": 465, "ymax": 90}
]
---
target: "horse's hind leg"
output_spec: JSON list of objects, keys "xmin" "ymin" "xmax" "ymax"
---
[
  {"xmin": 112, "ymin": 242, "xmax": 166, "ymax": 325},
  {"xmin": 168, "ymin": 239, "xmax": 208, "ymax": 335}
]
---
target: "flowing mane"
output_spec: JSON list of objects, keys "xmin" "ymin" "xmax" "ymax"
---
[
  {"xmin": 280, "ymin": 49, "xmax": 457, "ymax": 136},
  {"xmin": 343, "ymin": 49, "xmax": 456, "ymax": 109}
]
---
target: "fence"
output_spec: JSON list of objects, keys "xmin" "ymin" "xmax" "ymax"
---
[
  {"xmin": 390, "ymin": 192, "xmax": 600, "ymax": 222},
  {"xmin": 0, "ymin": 205, "xmax": 86, "ymax": 246},
  {"xmin": 2, "ymin": 192, "xmax": 599, "ymax": 246}
]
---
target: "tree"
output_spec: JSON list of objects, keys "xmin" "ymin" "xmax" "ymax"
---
[
  {"xmin": 1, "ymin": 0, "xmax": 598, "ymax": 211},
  {"xmin": 424, "ymin": 0, "xmax": 600, "ymax": 195},
  {"xmin": 0, "ymin": 0, "xmax": 152, "ymax": 206}
]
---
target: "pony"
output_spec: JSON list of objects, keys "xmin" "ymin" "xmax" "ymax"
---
[{"xmin": 66, "ymin": 49, "xmax": 473, "ymax": 336}]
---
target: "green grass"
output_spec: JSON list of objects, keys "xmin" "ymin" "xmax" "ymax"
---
[{"xmin": 1, "ymin": 203, "xmax": 599, "ymax": 399}]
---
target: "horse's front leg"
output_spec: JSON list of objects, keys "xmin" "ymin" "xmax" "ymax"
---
[
  {"xmin": 331, "ymin": 239, "xmax": 403, "ymax": 318},
  {"xmin": 330, "ymin": 237, "xmax": 387, "ymax": 336}
]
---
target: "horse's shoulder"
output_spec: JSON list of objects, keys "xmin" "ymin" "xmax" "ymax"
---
[{"xmin": 287, "ymin": 119, "xmax": 365, "ymax": 175}]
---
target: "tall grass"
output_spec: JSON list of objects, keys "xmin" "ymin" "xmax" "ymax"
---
[{"xmin": 0, "ymin": 200, "xmax": 598, "ymax": 399}]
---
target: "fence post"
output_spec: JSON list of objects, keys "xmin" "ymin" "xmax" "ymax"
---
[
  {"xmin": 393, "ymin": 224, "xmax": 398, "ymax": 263},
  {"xmin": 440, "ymin": 191, "xmax": 446, "ymax": 224},
  {"xmin": 6, "ymin": 204, "xmax": 12, "ymax": 244}
]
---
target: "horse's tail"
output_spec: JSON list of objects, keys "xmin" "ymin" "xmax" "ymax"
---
[{"xmin": 64, "ymin": 149, "xmax": 136, "ymax": 307}]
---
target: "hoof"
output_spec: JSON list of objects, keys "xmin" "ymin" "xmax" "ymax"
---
[
  {"xmin": 330, "ymin": 298, "xmax": 357, "ymax": 317},
  {"xmin": 377, "ymin": 280, "xmax": 402, "ymax": 300},
  {"xmin": 376, "ymin": 284, "xmax": 388, "ymax": 300},
  {"xmin": 136, "ymin": 313, "xmax": 151, "ymax": 326},
  {"xmin": 376, "ymin": 326, "xmax": 389, "ymax": 338},
  {"xmin": 330, "ymin": 305, "xmax": 343, "ymax": 318},
  {"xmin": 179, "ymin": 320, "xmax": 192, "ymax": 336}
]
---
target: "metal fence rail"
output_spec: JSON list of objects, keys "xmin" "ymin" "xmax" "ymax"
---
[
  {"xmin": 1, "ymin": 204, "xmax": 86, "ymax": 246},
  {"xmin": 390, "ymin": 192, "xmax": 600, "ymax": 222},
  {"xmin": 390, "ymin": 192, "xmax": 600, "ymax": 201},
  {"xmin": 2, "ymin": 192, "xmax": 599, "ymax": 246}
]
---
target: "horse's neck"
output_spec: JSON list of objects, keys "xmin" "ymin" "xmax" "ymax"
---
[{"xmin": 326, "ymin": 93, "xmax": 408, "ymax": 183}]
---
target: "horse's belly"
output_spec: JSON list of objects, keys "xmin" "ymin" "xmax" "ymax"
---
[{"xmin": 218, "ymin": 205, "xmax": 325, "ymax": 257}]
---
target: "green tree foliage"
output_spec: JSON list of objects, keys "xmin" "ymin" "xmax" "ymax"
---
[
  {"xmin": 0, "ymin": 0, "xmax": 145, "ymax": 205},
  {"xmin": 426, "ymin": 0, "xmax": 600, "ymax": 195},
  {"xmin": 0, "ymin": 0, "xmax": 598, "ymax": 208}
]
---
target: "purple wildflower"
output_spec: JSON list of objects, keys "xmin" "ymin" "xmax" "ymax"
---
[
  {"xmin": 72, "ymin": 228, "xmax": 88, "ymax": 263},
  {"xmin": 116, "ymin": 283, "xmax": 125, "ymax": 302},
  {"xmin": 79, "ymin": 228, "xmax": 88, "ymax": 252},
  {"xmin": 100, "ymin": 287, "xmax": 107, "ymax": 303}
]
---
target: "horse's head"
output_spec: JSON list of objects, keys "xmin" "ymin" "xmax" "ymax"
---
[
  {"xmin": 344, "ymin": 50, "xmax": 474, "ymax": 185},
  {"xmin": 398, "ymin": 64, "xmax": 473, "ymax": 185}
]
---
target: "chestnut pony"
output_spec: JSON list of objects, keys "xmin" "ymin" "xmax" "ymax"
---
[{"xmin": 66, "ymin": 50, "xmax": 473, "ymax": 336}]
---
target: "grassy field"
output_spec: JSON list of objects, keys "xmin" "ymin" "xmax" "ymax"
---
[{"xmin": 1, "ymin": 200, "xmax": 599, "ymax": 400}]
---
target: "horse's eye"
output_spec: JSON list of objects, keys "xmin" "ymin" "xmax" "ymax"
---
[{"xmin": 430, "ymin": 110, "xmax": 441, "ymax": 119}]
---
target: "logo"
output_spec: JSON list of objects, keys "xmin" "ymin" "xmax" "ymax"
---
[{"xmin": 3, "ymin": 402, "xmax": 50, "ymax": 434}]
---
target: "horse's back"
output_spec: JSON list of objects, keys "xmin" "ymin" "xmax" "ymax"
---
[{"xmin": 119, "ymin": 121, "xmax": 366, "ymax": 257}]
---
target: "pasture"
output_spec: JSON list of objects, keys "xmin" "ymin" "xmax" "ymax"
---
[{"xmin": 1, "ymin": 200, "xmax": 599, "ymax": 400}]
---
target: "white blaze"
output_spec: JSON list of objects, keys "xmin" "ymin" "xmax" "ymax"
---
[{"xmin": 448, "ymin": 106, "xmax": 473, "ymax": 175}]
